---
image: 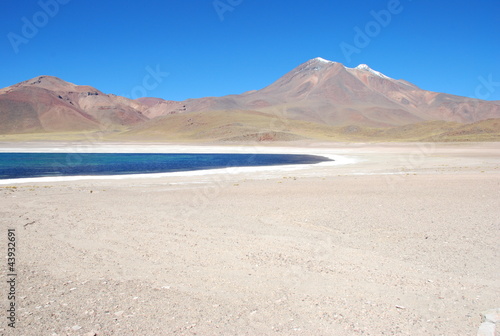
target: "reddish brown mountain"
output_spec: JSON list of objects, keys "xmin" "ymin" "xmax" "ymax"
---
[
  {"xmin": 175, "ymin": 57, "xmax": 500, "ymax": 127},
  {"xmin": 1, "ymin": 58, "xmax": 499, "ymax": 140},
  {"xmin": 0, "ymin": 76, "xmax": 149, "ymax": 134}
]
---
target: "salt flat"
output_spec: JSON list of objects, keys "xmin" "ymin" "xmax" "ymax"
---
[{"xmin": 0, "ymin": 142, "xmax": 499, "ymax": 335}]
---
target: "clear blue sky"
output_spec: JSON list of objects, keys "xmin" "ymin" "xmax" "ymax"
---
[{"xmin": 1, "ymin": 0, "xmax": 499, "ymax": 101}]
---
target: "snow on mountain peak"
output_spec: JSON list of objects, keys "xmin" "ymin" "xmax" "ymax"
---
[
  {"xmin": 313, "ymin": 57, "xmax": 333, "ymax": 63},
  {"xmin": 292, "ymin": 57, "xmax": 336, "ymax": 74},
  {"xmin": 355, "ymin": 64, "xmax": 371, "ymax": 71},
  {"xmin": 354, "ymin": 64, "xmax": 390, "ymax": 79}
]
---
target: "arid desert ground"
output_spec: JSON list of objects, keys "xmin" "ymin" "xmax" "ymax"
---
[{"xmin": 1, "ymin": 142, "xmax": 499, "ymax": 335}]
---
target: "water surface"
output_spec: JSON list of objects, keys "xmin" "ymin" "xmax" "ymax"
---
[{"xmin": 0, "ymin": 153, "xmax": 331, "ymax": 180}]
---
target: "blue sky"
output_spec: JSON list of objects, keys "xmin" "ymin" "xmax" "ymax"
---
[{"xmin": 1, "ymin": 0, "xmax": 499, "ymax": 101}]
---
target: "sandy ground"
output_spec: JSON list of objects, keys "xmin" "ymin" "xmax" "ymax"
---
[{"xmin": 0, "ymin": 142, "xmax": 499, "ymax": 335}]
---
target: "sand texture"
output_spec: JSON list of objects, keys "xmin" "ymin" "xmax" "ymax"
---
[{"xmin": 0, "ymin": 142, "xmax": 499, "ymax": 335}]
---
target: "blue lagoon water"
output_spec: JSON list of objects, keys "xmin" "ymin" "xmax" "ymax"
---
[{"xmin": 0, "ymin": 153, "xmax": 331, "ymax": 180}]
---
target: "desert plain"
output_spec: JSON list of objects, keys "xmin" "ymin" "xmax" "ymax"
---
[{"xmin": 0, "ymin": 141, "xmax": 499, "ymax": 335}]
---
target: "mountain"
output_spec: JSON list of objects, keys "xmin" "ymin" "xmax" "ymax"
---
[
  {"xmin": 0, "ymin": 76, "xmax": 148, "ymax": 134},
  {"xmin": 171, "ymin": 57, "xmax": 500, "ymax": 127},
  {"xmin": 1, "ymin": 58, "xmax": 500, "ymax": 141}
]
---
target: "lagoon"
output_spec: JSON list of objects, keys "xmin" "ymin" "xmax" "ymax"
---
[{"xmin": 0, "ymin": 153, "xmax": 331, "ymax": 180}]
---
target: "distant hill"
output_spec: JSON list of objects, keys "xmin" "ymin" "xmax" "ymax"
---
[{"xmin": 1, "ymin": 58, "xmax": 499, "ymax": 142}]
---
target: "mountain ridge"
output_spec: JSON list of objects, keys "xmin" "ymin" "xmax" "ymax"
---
[{"xmin": 1, "ymin": 58, "xmax": 499, "ymax": 141}]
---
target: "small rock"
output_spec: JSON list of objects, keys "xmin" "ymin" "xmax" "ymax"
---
[
  {"xmin": 72, "ymin": 325, "xmax": 82, "ymax": 330},
  {"xmin": 477, "ymin": 322, "xmax": 495, "ymax": 336},
  {"xmin": 482, "ymin": 308, "xmax": 500, "ymax": 323},
  {"xmin": 114, "ymin": 310, "xmax": 124, "ymax": 316},
  {"xmin": 477, "ymin": 308, "xmax": 500, "ymax": 336}
]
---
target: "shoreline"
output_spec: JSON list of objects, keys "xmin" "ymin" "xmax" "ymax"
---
[{"xmin": 0, "ymin": 144, "xmax": 359, "ymax": 185}]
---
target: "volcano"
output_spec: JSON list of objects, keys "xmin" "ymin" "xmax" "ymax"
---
[{"xmin": 1, "ymin": 58, "xmax": 499, "ymax": 141}]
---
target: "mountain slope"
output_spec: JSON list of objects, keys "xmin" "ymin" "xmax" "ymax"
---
[
  {"xmin": 171, "ymin": 58, "xmax": 500, "ymax": 127},
  {"xmin": 1, "ymin": 59, "xmax": 500, "ymax": 141},
  {"xmin": 0, "ymin": 76, "xmax": 148, "ymax": 134}
]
